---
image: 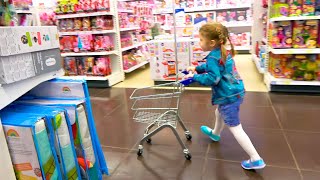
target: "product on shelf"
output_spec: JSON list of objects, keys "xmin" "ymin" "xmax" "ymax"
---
[
  {"xmin": 289, "ymin": 0, "xmax": 303, "ymax": 17},
  {"xmin": 302, "ymin": 0, "xmax": 316, "ymax": 16},
  {"xmin": 272, "ymin": 0, "xmax": 318, "ymax": 17},
  {"xmin": 272, "ymin": 3, "xmax": 289, "ymax": 17},
  {"xmin": 12, "ymin": 0, "xmax": 32, "ymax": 9},
  {"xmin": 82, "ymin": 17, "xmax": 91, "ymax": 31},
  {"xmin": 77, "ymin": 57, "xmax": 94, "ymax": 75},
  {"xmin": 78, "ymin": 34, "xmax": 93, "ymax": 51},
  {"xmin": 316, "ymin": 0, "xmax": 320, "ymax": 15},
  {"xmin": 55, "ymin": 0, "xmax": 110, "ymax": 14},
  {"xmin": 229, "ymin": 32, "xmax": 251, "ymax": 47},
  {"xmin": 93, "ymin": 57, "xmax": 111, "ymax": 75},
  {"xmin": 269, "ymin": 53, "xmax": 320, "ymax": 81},
  {"xmin": 293, "ymin": 20, "xmax": 318, "ymax": 48},
  {"xmin": 64, "ymin": 57, "xmax": 78, "ymax": 75},
  {"xmin": 269, "ymin": 21, "xmax": 293, "ymax": 48},
  {"xmin": 58, "ymin": 16, "xmax": 114, "ymax": 32},
  {"xmin": 60, "ymin": 36, "xmax": 79, "ymax": 52}
]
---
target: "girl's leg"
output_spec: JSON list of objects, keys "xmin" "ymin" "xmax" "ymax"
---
[
  {"xmin": 219, "ymin": 98, "xmax": 266, "ymax": 170},
  {"xmin": 200, "ymin": 108, "xmax": 224, "ymax": 142},
  {"xmin": 229, "ymin": 124, "xmax": 261, "ymax": 161},
  {"xmin": 212, "ymin": 108, "xmax": 225, "ymax": 136}
]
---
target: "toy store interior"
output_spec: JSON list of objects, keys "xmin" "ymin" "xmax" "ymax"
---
[{"xmin": 1, "ymin": 0, "xmax": 320, "ymax": 179}]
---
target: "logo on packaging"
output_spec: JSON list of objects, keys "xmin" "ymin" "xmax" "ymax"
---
[
  {"xmin": 62, "ymin": 86, "xmax": 71, "ymax": 94},
  {"xmin": 6, "ymin": 129, "xmax": 19, "ymax": 137}
]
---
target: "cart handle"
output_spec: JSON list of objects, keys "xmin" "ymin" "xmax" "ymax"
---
[{"xmin": 180, "ymin": 70, "xmax": 195, "ymax": 86}]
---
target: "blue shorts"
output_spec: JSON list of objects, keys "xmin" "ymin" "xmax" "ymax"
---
[{"xmin": 218, "ymin": 98, "xmax": 243, "ymax": 127}]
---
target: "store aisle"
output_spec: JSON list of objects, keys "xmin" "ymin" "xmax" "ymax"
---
[
  {"xmin": 89, "ymin": 88, "xmax": 320, "ymax": 180},
  {"xmin": 115, "ymin": 55, "xmax": 267, "ymax": 92}
]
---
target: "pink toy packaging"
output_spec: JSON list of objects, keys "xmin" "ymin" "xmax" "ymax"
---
[
  {"xmin": 216, "ymin": 12, "xmax": 227, "ymax": 23},
  {"xmin": 269, "ymin": 21, "xmax": 293, "ymax": 48},
  {"xmin": 293, "ymin": 20, "xmax": 318, "ymax": 48},
  {"xmin": 227, "ymin": 11, "xmax": 237, "ymax": 22},
  {"xmin": 78, "ymin": 34, "xmax": 93, "ymax": 52},
  {"xmin": 302, "ymin": 0, "xmax": 316, "ymax": 16},
  {"xmin": 94, "ymin": 35, "xmax": 106, "ymax": 51},
  {"xmin": 77, "ymin": 57, "xmax": 94, "ymax": 75},
  {"xmin": 82, "ymin": 17, "xmax": 91, "ymax": 31},
  {"xmin": 59, "ymin": 19, "xmax": 67, "ymax": 32},
  {"xmin": 93, "ymin": 57, "xmax": 111, "ymax": 76},
  {"xmin": 60, "ymin": 36, "xmax": 78, "ymax": 52},
  {"xmin": 236, "ymin": 10, "xmax": 247, "ymax": 21}
]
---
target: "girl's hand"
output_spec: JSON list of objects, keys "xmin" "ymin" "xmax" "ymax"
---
[
  {"xmin": 187, "ymin": 66, "xmax": 196, "ymax": 73},
  {"xmin": 184, "ymin": 73, "xmax": 194, "ymax": 79}
]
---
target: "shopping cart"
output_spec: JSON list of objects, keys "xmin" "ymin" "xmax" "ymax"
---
[{"xmin": 130, "ymin": 71, "xmax": 194, "ymax": 160}]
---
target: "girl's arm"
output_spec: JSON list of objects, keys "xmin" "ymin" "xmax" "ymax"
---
[
  {"xmin": 193, "ymin": 58, "xmax": 221, "ymax": 86},
  {"xmin": 195, "ymin": 64, "xmax": 206, "ymax": 74}
]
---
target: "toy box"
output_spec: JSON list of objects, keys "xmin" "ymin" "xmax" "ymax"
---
[
  {"xmin": 64, "ymin": 57, "xmax": 78, "ymax": 76},
  {"xmin": 236, "ymin": 10, "xmax": 247, "ymax": 22},
  {"xmin": 78, "ymin": 34, "xmax": 93, "ymax": 52},
  {"xmin": 289, "ymin": 0, "xmax": 303, "ymax": 16},
  {"xmin": 1, "ymin": 113, "xmax": 61, "ymax": 180},
  {"xmin": 272, "ymin": 3, "xmax": 289, "ymax": 17},
  {"xmin": 316, "ymin": 0, "xmax": 320, "ymax": 15},
  {"xmin": 0, "ymin": 48, "xmax": 62, "ymax": 84},
  {"xmin": 216, "ymin": 11, "xmax": 227, "ymax": 23},
  {"xmin": 302, "ymin": 0, "xmax": 315, "ymax": 16},
  {"xmin": 60, "ymin": 36, "xmax": 78, "ymax": 52},
  {"xmin": 269, "ymin": 21, "xmax": 293, "ymax": 48},
  {"xmin": 77, "ymin": 57, "xmax": 94, "ymax": 75},
  {"xmin": 0, "ymin": 26, "xmax": 59, "ymax": 56},
  {"xmin": 227, "ymin": 11, "xmax": 237, "ymax": 22},
  {"xmin": 93, "ymin": 57, "xmax": 111, "ymax": 76},
  {"xmin": 269, "ymin": 53, "xmax": 293, "ymax": 78},
  {"xmin": 190, "ymin": 39, "xmax": 209, "ymax": 66},
  {"xmin": 293, "ymin": 20, "xmax": 318, "ymax": 48}
]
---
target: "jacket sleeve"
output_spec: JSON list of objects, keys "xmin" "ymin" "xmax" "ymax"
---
[
  {"xmin": 193, "ymin": 58, "xmax": 221, "ymax": 86},
  {"xmin": 195, "ymin": 64, "xmax": 206, "ymax": 74}
]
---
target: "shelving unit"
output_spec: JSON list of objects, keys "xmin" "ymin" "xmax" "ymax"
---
[
  {"xmin": 56, "ymin": 11, "xmax": 114, "ymax": 19},
  {"xmin": 263, "ymin": 0, "xmax": 320, "ymax": 92},
  {"xmin": 121, "ymin": 41, "xmax": 150, "ymax": 52},
  {"xmin": 120, "ymin": 27, "xmax": 140, "ymax": 32},
  {"xmin": 61, "ymin": 51, "xmax": 118, "ymax": 57},
  {"xmin": 184, "ymin": 5, "xmax": 251, "ymax": 12},
  {"xmin": 124, "ymin": 61, "xmax": 149, "ymax": 73},
  {"xmin": 252, "ymin": 54, "xmax": 264, "ymax": 74},
  {"xmin": 59, "ymin": 30, "xmax": 116, "ymax": 36}
]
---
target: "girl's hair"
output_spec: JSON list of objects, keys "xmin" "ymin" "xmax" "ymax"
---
[{"xmin": 199, "ymin": 22, "xmax": 236, "ymax": 63}]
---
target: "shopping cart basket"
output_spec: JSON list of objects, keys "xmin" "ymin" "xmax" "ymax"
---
[{"xmin": 130, "ymin": 71, "xmax": 194, "ymax": 160}]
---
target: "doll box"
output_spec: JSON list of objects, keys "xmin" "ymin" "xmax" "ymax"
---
[{"xmin": 0, "ymin": 26, "xmax": 59, "ymax": 56}]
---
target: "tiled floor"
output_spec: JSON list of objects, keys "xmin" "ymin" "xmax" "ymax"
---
[{"xmin": 89, "ymin": 88, "xmax": 320, "ymax": 180}]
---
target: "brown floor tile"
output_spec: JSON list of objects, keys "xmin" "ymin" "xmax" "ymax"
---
[
  {"xmin": 301, "ymin": 170, "xmax": 320, "ymax": 180},
  {"xmin": 179, "ymin": 102, "xmax": 215, "ymax": 124},
  {"xmin": 285, "ymin": 131, "xmax": 320, "ymax": 171},
  {"xmin": 269, "ymin": 94, "xmax": 320, "ymax": 109},
  {"xmin": 91, "ymin": 98, "xmax": 123, "ymax": 119},
  {"xmin": 89, "ymin": 88, "xmax": 106, "ymax": 96},
  {"xmin": 180, "ymin": 90, "xmax": 212, "ymax": 105},
  {"xmin": 240, "ymin": 106, "xmax": 280, "ymax": 129},
  {"xmin": 203, "ymin": 159, "xmax": 301, "ymax": 180},
  {"xmin": 242, "ymin": 92, "xmax": 271, "ymax": 107},
  {"xmin": 110, "ymin": 151, "xmax": 205, "ymax": 180},
  {"xmin": 207, "ymin": 128, "xmax": 297, "ymax": 168},
  {"xmin": 102, "ymin": 147, "xmax": 131, "ymax": 175},
  {"xmin": 273, "ymin": 105, "xmax": 320, "ymax": 132}
]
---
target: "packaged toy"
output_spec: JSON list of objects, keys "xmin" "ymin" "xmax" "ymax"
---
[
  {"xmin": 82, "ymin": 17, "xmax": 91, "ymax": 31},
  {"xmin": 60, "ymin": 36, "xmax": 78, "ymax": 52},
  {"xmin": 272, "ymin": 3, "xmax": 289, "ymax": 17},
  {"xmin": 185, "ymin": 14, "xmax": 193, "ymax": 25},
  {"xmin": 64, "ymin": 57, "xmax": 78, "ymax": 75},
  {"xmin": 269, "ymin": 53, "xmax": 292, "ymax": 78},
  {"xmin": 74, "ymin": 18, "xmax": 82, "ymax": 31},
  {"xmin": 91, "ymin": 17, "xmax": 98, "ymax": 30},
  {"xmin": 187, "ymin": 0, "xmax": 194, "ymax": 7},
  {"xmin": 289, "ymin": 0, "xmax": 303, "ymax": 16},
  {"xmin": 78, "ymin": 34, "xmax": 93, "ymax": 51},
  {"xmin": 205, "ymin": 12, "xmax": 215, "ymax": 22},
  {"xmin": 227, "ymin": 11, "xmax": 237, "ymax": 22},
  {"xmin": 269, "ymin": 21, "xmax": 293, "ymax": 48},
  {"xmin": 293, "ymin": 20, "xmax": 318, "ymax": 48},
  {"xmin": 302, "ymin": 0, "xmax": 315, "ymax": 16},
  {"xmin": 77, "ymin": 57, "xmax": 94, "ymax": 75},
  {"xmin": 216, "ymin": 12, "xmax": 227, "ymax": 23},
  {"xmin": 94, "ymin": 36, "xmax": 106, "ymax": 51},
  {"xmin": 96, "ymin": 16, "xmax": 106, "ymax": 30},
  {"xmin": 304, "ymin": 55, "xmax": 318, "ymax": 80},
  {"xmin": 236, "ymin": 10, "xmax": 247, "ymax": 21},
  {"xmin": 59, "ymin": 19, "xmax": 68, "ymax": 32},
  {"xmin": 66, "ymin": 18, "xmax": 74, "ymax": 32},
  {"xmin": 93, "ymin": 57, "xmax": 111, "ymax": 76},
  {"xmin": 104, "ymin": 35, "xmax": 114, "ymax": 51}
]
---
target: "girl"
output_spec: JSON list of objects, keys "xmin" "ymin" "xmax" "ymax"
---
[{"xmin": 186, "ymin": 22, "xmax": 266, "ymax": 170}]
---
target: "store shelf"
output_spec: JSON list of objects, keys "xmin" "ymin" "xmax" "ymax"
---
[
  {"xmin": 153, "ymin": 9, "xmax": 173, "ymax": 14},
  {"xmin": 265, "ymin": 72, "xmax": 320, "ymax": 86},
  {"xmin": 120, "ymin": 27, "xmax": 140, "ymax": 31},
  {"xmin": 122, "ymin": 41, "xmax": 149, "ymax": 52},
  {"xmin": 16, "ymin": 9, "xmax": 34, "ymax": 14},
  {"xmin": 124, "ymin": 61, "xmax": 149, "ymax": 73},
  {"xmin": 270, "ymin": 16, "xmax": 320, "ymax": 22},
  {"xmin": 60, "ymin": 72, "xmax": 123, "ymax": 86},
  {"xmin": 56, "ymin": 11, "xmax": 114, "ymax": 19},
  {"xmin": 224, "ymin": 22, "xmax": 253, "ymax": 27},
  {"xmin": 269, "ymin": 47, "xmax": 320, "ymax": 54},
  {"xmin": 61, "ymin": 51, "xmax": 117, "ymax": 57},
  {"xmin": 184, "ymin": 5, "xmax": 251, "ymax": 12},
  {"xmin": 118, "ymin": 9, "xmax": 134, "ymax": 13},
  {"xmin": 252, "ymin": 54, "xmax": 265, "ymax": 74},
  {"xmin": 0, "ymin": 69, "xmax": 64, "ymax": 110},
  {"xmin": 59, "ymin": 30, "xmax": 116, "ymax": 36},
  {"xmin": 234, "ymin": 46, "xmax": 251, "ymax": 50}
]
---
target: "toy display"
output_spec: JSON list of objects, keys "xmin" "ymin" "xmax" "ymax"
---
[
  {"xmin": 293, "ymin": 20, "xmax": 318, "ymax": 48},
  {"xmin": 77, "ymin": 57, "xmax": 94, "ymax": 75},
  {"xmin": 93, "ymin": 57, "xmax": 112, "ymax": 76},
  {"xmin": 272, "ymin": 0, "xmax": 317, "ymax": 17},
  {"xmin": 316, "ymin": 0, "xmax": 320, "ymax": 15},
  {"xmin": 269, "ymin": 21, "xmax": 293, "ymax": 48},
  {"xmin": 60, "ymin": 36, "xmax": 79, "ymax": 52},
  {"xmin": 215, "ymin": 10, "xmax": 251, "ymax": 25},
  {"xmin": 64, "ymin": 57, "xmax": 78, "ymax": 75},
  {"xmin": 58, "ymin": 16, "xmax": 113, "ymax": 32},
  {"xmin": 269, "ymin": 53, "xmax": 320, "ymax": 81},
  {"xmin": 78, "ymin": 34, "xmax": 93, "ymax": 51},
  {"xmin": 302, "ymin": 0, "xmax": 316, "ymax": 16},
  {"xmin": 229, "ymin": 32, "xmax": 251, "ymax": 47},
  {"xmin": 289, "ymin": 0, "xmax": 303, "ymax": 17},
  {"xmin": 272, "ymin": 3, "xmax": 289, "ymax": 17},
  {"xmin": 55, "ymin": 0, "xmax": 110, "ymax": 14}
]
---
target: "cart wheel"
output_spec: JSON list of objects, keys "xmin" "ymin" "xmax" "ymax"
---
[
  {"xmin": 137, "ymin": 149, "xmax": 143, "ymax": 156},
  {"xmin": 146, "ymin": 138, "xmax": 152, "ymax": 143},
  {"xmin": 185, "ymin": 153, "xmax": 192, "ymax": 160},
  {"xmin": 186, "ymin": 134, "xmax": 192, "ymax": 141}
]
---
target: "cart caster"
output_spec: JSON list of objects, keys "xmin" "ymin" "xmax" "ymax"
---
[
  {"xmin": 146, "ymin": 138, "xmax": 152, "ymax": 144},
  {"xmin": 186, "ymin": 134, "xmax": 192, "ymax": 141},
  {"xmin": 185, "ymin": 153, "xmax": 192, "ymax": 160},
  {"xmin": 137, "ymin": 145, "xmax": 143, "ymax": 156}
]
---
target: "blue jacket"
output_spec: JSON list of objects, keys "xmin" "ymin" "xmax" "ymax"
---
[{"xmin": 193, "ymin": 48, "xmax": 245, "ymax": 105}]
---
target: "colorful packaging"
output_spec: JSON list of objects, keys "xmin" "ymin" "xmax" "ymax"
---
[
  {"xmin": 74, "ymin": 18, "xmax": 82, "ymax": 31},
  {"xmin": 293, "ymin": 20, "xmax": 318, "ymax": 48},
  {"xmin": 315, "ymin": 0, "xmax": 320, "ymax": 15},
  {"xmin": 269, "ymin": 21, "xmax": 293, "ymax": 48},
  {"xmin": 60, "ymin": 36, "xmax": 78, "ymax": 52},
  {"xmin": 82, "ymin": 17, "xmax": 91, "ymax": 31},
  {"xmin": 77, "ymin": 57, "xmax": 94, "ymax": 75},
  {"xmin": 59, "ymin": 19, "xmax": 68, "ymax": 32},
  {"xmin": 78, "ymin": 34, "xmax": 93, "ymax": 51},
  {"xmin": 216, "ymin": 12, "xmax": 227, "ymax": 23},
  {"xmin": 94, "ymin": 36, "xmax": 106, "ymax": 51},
  {"xmin": 302, "ymin": 0, "xmax": 315, "ymax": 16},
  {"xmin": 66, "ymin": 19, "xmax": 74, "ymax": 32},
  {"xmin": 93, "ymin": 57, "xmax": 111, "ymax": 76},
  {"xmin": 272, "ymin": 3, "xmax": 289, "ymax": 17},
  {"xmin": 236, "ymin": 10, "xmax": 247, "ymax": 21},
  {"xmin": 227, "ymin": 11, "xmax": 237, "ymax": 22},
  {"xmin": 289, "ymin": 0, "xmax": 303, "ymax": 16},
  {"xmin": 64, "ymin": 57, "xmax": 78, "ymax": 76}
]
